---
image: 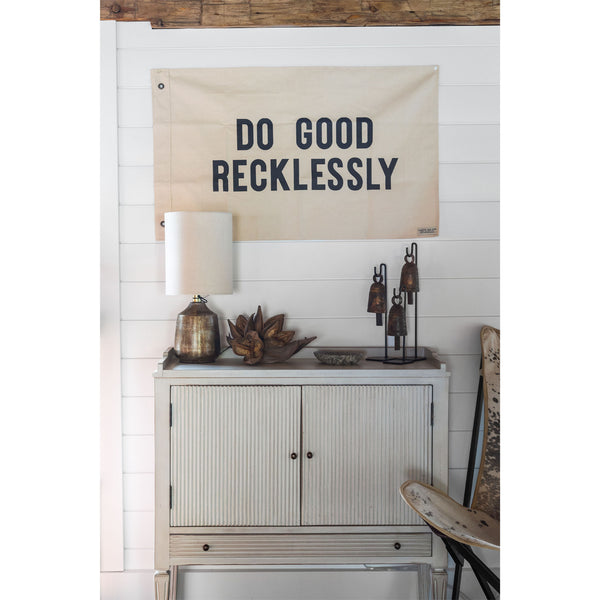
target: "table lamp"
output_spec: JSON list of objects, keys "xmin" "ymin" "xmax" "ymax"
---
[{"xmin": 165, "ymin": 211, "xmax": 233, "ymax": 363}]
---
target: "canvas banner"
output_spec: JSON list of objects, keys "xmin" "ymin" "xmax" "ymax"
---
[{"xmin": 151, "ymin": 66, "xmax": 439, "ymax": 241}]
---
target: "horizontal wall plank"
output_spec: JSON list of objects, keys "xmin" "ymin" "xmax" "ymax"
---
[
  {"xmin": 116, "ymin": 22, "xmax": 500, "ymax": 50},
  {"xmin": 124, "ymin": 511, "xmax": 154, "ymax": 549},
  {"xmin": 120, "ymin": 239, "xmax": 500, "ymax": 282},
  {"xmin": 440, "ymin": 201, "xmax": 499, "ymax": 239},
  {"xmin": 118, "ymin": 127, "xmax": 152, "ymax": 166},
  {"xmin": 122, "ymin": 322, "xmax": 173, "ymax": 358},
  {"xmin": 124, "ymin": 548, "xmax": 153, "ymax": 570},
  {"xmin": 459, "ymin": 565, "xmax": 501, "ymax": 588},
  {"xmin": 121, "ymin": 316, "xmax": 496, "ymax": 366},
  {"xmin": 440, "ymin": 124, "xmax": 498, "ymax": 163},
  {"xmin": 101, "ymin": 571, "xmax": 154, "ymax": 600},
  {"xmin": 439, "ymin": 162, "xmax": 499, "ymax": 202},
  {"xmin": 471, "ymin": 546, "xmax": 501, "ymax": 570},
  {"xmin": 117, "ymin": 124, "xmax": 499, "ymax": 167},
  {"xmin": 246, "ymin": 238, "xmax": 488, "ymax": 280},
  {"xmin": 439, "ymin": 84, "xmax": 499, "ymax": 124},
  {"xmin": 439, "ymin": 354, "xmax": 480, "ymax": 394},
  {"xmin": 123, "ymin": 435, "xmax": 154, "ymax": 473},
  {"xmin": 119, "ymin": 205, "xmax": 154, "ymax": 242},
  {"xmin": 118, "ymin": 166, "xmax": 154, "ymax": 204},
  {"xmin": 117, "ymin": 162, "xmax": 499, "ymax": 206},
  {"xmin": 449, "ymin": 393, "xmax": 479, "ymax": 431},
  {"xmin": 122, "ymin": 396, "xmax": 154, "ymax": 435},
  {"xmin": 123, "ymin": 473, "xmax": 154, "ymax": 511},
  {"xmin": 119, "ymin": 242, "xmax": 162, "ymax": 280},
  {"xmin": 119, "ymin": 202, "xmax": 499, "ymax": 243},
  {"xmin": 120, "ymin": 278, "xmax": 499, "ymax": 322},
  {"xmin": 118, "ymin": 84, "xmax": 499, "ymax": 128},
  {"xmin": 448, "ymin": 468, "xmax": 469, "ymax": 501},
  {"xmin": 449, "ymin": 431, "xmax": 471, "ymax": 469},
  {"xmin": 118, "ymin": 89, "xmax": 151, "ymax": 127},
  {"xmin": 122, "ymin": 358, "xmax": 157, "ymax": 397},
  {"xmin": 117, "ymin": 45, "xmax": 499, "ymax": 88}
]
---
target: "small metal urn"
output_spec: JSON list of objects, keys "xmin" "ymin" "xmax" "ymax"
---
[
  {"xmin": 400, "ymin": 254, "xmax": 419, "ymax": 305},
  {"xmin": 367, "ymin": 273, "xmax": 387, "ymax": 326},
  {"xmin": 174, "ymin": 296, "xmax": 221, "ymax": 363},
  {"xmin": 387, "ymin": 293, "xmax": 407, "ymax": 350}
]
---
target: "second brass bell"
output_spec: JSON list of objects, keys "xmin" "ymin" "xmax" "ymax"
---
[{"xmin": 387, "ymin": 294, "xmax": 407, "ymax": 350}]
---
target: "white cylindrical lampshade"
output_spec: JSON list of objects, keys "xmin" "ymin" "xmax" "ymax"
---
[{"xmin": 165, "ymin": 211, "xmax": 233, "ymax": 296}]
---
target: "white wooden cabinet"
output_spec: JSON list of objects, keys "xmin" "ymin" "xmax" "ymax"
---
[{"xmin": 154, "ymin": 347, "xmax": 450, "ymax": 599}]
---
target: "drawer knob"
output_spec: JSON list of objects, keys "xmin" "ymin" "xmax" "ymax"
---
[
  {"xmin": 203, "ymin": 544, "xmax": 210, "ymax": 551},
  {"xmin": 394, "ymin": 542, "xmax": 402, "ymax": 550},
  {"xmin": 306, "ymin": 452, "xmax": 313, "ymax": 459},
  {"xmin": 290, "ymin": 452, "xmax": 298, "ymax": 460}
]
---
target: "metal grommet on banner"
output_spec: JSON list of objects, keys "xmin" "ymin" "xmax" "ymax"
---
[
  {"xmin": 160, "ymin": 221, "xmax": 165, "ymax": 227},
  {"xmin": 158, "ymin": 83, "xmax": 165, "ymax": 90}
]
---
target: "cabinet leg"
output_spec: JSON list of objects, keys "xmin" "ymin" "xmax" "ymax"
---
[
  {"xmin": 169, "ymin": 566, "xmax": 178, "ymax": 600},
  {"xmin": 416, "ymin": 564, "xmax": 431, "ymax": 600},
  {"xmin": 432, "ymin": 569, "xmax": 448, "ymax": 600},
  {"xmin": 154, "ymin": 570, "xmax": 170, "ymax": 600}
]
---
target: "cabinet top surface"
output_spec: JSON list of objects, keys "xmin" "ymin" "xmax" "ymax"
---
[{"xmin": 154, "ymin": 347, "xmax": 449, "ymax": 380}]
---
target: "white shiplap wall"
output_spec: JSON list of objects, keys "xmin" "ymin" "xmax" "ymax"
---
[{"xmin": 108, "ymin": 21, "xmax": 499, "ymax": 598}]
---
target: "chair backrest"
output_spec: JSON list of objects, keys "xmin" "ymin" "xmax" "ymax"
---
[{"xmin": 470, "ymin": 326, "xmax": 500, "ymax": 521}]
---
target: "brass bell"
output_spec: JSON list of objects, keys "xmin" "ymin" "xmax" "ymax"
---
[
  {"xmin": 367, "ymin": 273, "xmax": 386, "ymax": 326},
  {"xmin": 400, "ymin": 254, "xmax": 419, "ymax": 305},
  {"xmin": 387, "ymin": 293, "xmax": 407, "ymax": 350}
]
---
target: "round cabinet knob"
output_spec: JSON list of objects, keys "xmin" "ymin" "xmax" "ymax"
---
[
  {"xmin": 306, "ymin": 452, "xmax": 313, "ymax": 459},
  {"xmin": 290, "ymin": 453, "xmax": 298, "ymax": 460},
  {"xmin": 203, "ymin": 544, "xmax": 210, "ymax": 551},
  {"xmin": 394, "ymin": 542, "xmax": 402, "ymax": 550}
]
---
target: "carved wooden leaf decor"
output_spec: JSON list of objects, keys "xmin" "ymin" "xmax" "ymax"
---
[{"xmin": 227, "ymin": 305, "xmax": 316, "ymax": 365}]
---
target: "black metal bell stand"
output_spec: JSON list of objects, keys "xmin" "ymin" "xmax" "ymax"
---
[
  {"xmin": 384, "ymin": 242, "xmax": 426, "ymax": 365},
  {"xmin": 366, "ymin": 263, "xmax": 390, "ymax": 362}
]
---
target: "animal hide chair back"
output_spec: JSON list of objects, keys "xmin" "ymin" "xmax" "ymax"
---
[{"xmin": 400, "ymin": 326, "xmax": 500, "ymax": 599}]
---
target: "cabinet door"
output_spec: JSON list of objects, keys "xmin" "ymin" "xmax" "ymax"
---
[
  {"xmin": 170, "ymin": 385, "xmax": 301, "ymax": 527},
  {"xmin": 302, "ymin": 385, "xmax": 432, "ymax": 526}
]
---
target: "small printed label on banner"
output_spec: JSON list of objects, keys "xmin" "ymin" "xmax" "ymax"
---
[{"xmin": 418, "ymin": 226, "xmax": 438, "ymax": 235}]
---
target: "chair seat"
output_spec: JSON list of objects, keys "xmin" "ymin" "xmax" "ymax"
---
[{"xmin": 400, "ymin": 481, "xmax": 500, "ymax": 550}]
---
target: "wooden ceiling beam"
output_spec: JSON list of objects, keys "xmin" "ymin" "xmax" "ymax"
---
[{"xmin": 100, "ymin": 1, "xmax": 500, "ymax": 28}]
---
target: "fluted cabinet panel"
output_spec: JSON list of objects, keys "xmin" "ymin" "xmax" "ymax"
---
[
  {"xmin": 302, "ymin": 385, "xmax": 432, "ymax": 526},
  {"xmin": 170, "ymin": 385, "xmax": 301, "ymax": 527}
]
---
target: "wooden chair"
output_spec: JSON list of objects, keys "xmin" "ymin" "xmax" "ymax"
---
[{"xmin": 400, "ymin": 326, "xmax": 500, "ymax": 599}]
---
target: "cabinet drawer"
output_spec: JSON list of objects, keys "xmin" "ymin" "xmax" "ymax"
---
[{"xmin": 170, "ymin": 533, "xmax": 432, "ymax": 564}]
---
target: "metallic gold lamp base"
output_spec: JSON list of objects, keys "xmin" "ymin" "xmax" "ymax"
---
[{"xmin": 173, "ymin": 296, "xmax": 221, "ymax": 363}]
